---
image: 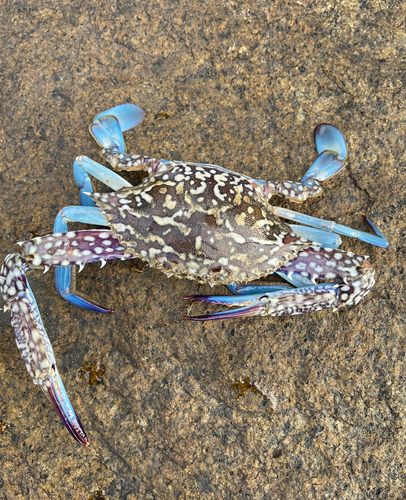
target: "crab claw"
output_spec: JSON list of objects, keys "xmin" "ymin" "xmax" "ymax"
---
[
  {"xmin": 0, "ymin": 254, "xmax": 89, "ymax": 445},
  {"xmin": 39, "ymin": 366, "xmax": 89, "ymax": 446},
  {"xmin": 184, "ymin": 302, "xmax": 265, "ymax": 321},
  {"xmin": 184, "ymin": 292, "xmax": 267, "ymax": 321},
  {"xmin": 184, "ymin": 246, "xmax": 376, "ymax": 321},
  {"xmin": 185, "ymin": 292, "xmax": 273, "ymax": 306},
  {"xmin": 184, "ymin": 284, "xmax": 341, "ymax": 321}
]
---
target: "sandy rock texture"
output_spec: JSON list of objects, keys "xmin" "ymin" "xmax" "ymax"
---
[{"xmin": 0, "ymin": 0, "xmax": 405, "ymax": 498}]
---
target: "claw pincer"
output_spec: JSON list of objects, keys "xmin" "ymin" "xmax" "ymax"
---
[{"xmin": 0, "ymin": 254, "xmax": 89, "ymax": 445}]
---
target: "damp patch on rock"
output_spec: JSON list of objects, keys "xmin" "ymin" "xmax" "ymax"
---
[
  {"xmin": 80, "ymin": 360, "xmax": 106, "ymax": 386},
  {"xmin": 0, "ymin": 419, "xmax": 10, "ymax": 434},
  {"xmin": 231, "ymin": 377, "xmax": 277, "ymax": 410}
]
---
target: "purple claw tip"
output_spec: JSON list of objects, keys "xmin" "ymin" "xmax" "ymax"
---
[{"xmin": 42, "ymin": 374, "xmax": 90, "ymax": 446}]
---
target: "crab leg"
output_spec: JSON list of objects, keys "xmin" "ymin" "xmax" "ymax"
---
[
  {"xmin": 19, "ymin": 229, "xmax": 129, "ymax": 270},
  {"xmin": 73, "ymin": 156, "xmax": 132, "ymax": 206},
  {"xmin": 274, "ymin": 224, "xmax": 341, "ymax": 288},
  {"xmin": 98, "ymin": 122, "xmax": 345, "ymax": 205},
  {"xmin": 173, "ymin": 127, "xmax": 345, "ymax": 204},
  {"xmin": 1, "ymin": 229, "xmax": 133, "ymax": 442},
  {"xmin": 54, "ymin": 206, "xmax": 109, "ymax": 229},
  {"xmin": 101, "ymin": 148, "xmax": 178, "ymax": 177},
  {"xmin": 56, "ymin": 156, "xmax": 133, "ymax": 312},
  {"xmin": 226, "ymin": 283, "xmax": 294, "ymax": 295},
  {"xmin": 53, "ymin": 207, "xmax": 115, "ymax": 312},
  {"xmin": 273, "ymin": 207, "xmax": 388, "ymax": 247},
  {"xmin": 28, "ymin": 228, "xmax": 133, "ymax": 313},
  {"xmin": 288, "ymin": 225, "xmax": 341, "ymax": 248},
  {"xmin": 252, "ymin": 124, "xmax": 346, "ymax": 203},
  {"xmin": 184, "ymin": 246, "xmax": 375, "ymax": 321},
  {"xmin": 0, "ymin": 254, "xmax": 89, "ymax": 445},
  {"xmin": 257, "ymin": 124, "xmax": 387, "ymax": 246}
]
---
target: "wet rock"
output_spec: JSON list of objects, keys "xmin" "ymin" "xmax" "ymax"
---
[{"xmin": 0, "ymin": 0, "xmax": 405, "ymax": 498}]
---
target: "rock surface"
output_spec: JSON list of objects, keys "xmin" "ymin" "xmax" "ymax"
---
[{"xmin": 0, "ymin": 1, "xmax": 405, "ymax": 498}]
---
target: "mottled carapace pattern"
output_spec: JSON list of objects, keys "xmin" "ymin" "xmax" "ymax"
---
[{"xmin": 92, "ymin": 161, "xmax": 312, "ymax": 285}]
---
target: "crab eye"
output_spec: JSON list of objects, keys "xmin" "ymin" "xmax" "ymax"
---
[{"xmin": 211, "ymin": 266, "xmax": 222, "ymax": 273}]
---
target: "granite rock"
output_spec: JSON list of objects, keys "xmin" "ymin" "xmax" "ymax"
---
[{"xmin": 0, "ymin": 1, "xmax": 405, "ymax": 498}]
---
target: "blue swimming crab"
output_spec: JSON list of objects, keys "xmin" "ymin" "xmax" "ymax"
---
[{"xmin": 0, "ymin": 104, "xmax": 388, "ymax": 445}]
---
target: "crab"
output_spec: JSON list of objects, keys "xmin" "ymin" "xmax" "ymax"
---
[{"xmin": 0, "ymin": 104, "xmax": 388, "ymax": 445}]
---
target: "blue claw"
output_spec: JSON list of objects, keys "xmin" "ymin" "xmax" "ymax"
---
[
  {"xmin": 93, "ymin": 103, "xmax": 145, "ymax": 132},
  {"xmin": 273, "ymin": 207, "xmax": 388, "ymax": 248},
  {"xmin": 314, "ymin": 124, "xmax": 347, "ymax": 160},
  {"xmin": 90, "ymin": 103, "xmax": 146, "ymax": 152},
  {"xmin": 301, "ymin": 151, "xmax": 344, "ymax": 183},
  {"xmin": 90, "ymin": 115, "xmax": 126, "ymax": 153}
]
